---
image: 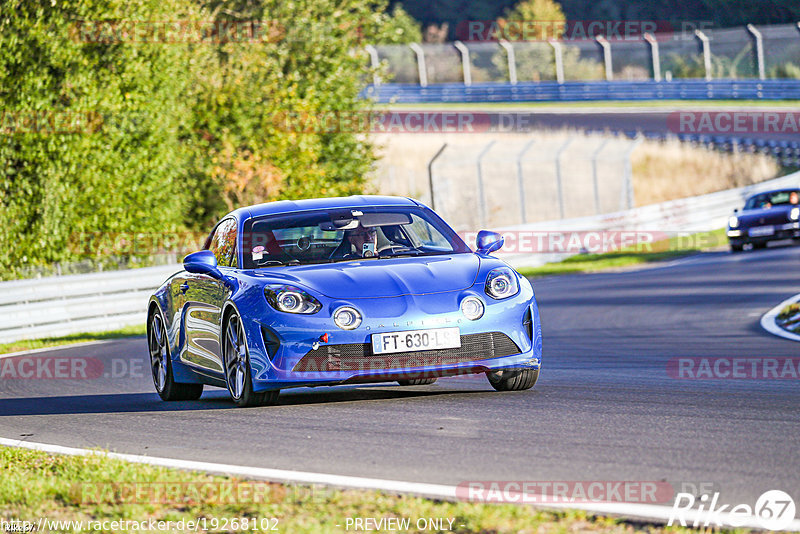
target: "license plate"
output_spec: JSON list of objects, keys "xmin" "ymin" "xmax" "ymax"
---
[
  {"xmin": 371, "ymin": 327, "xmax": 461, "ymax": 355},
  {"xmin": 749, "ymin": 225, "xmax": 774, "ymax": 237}
]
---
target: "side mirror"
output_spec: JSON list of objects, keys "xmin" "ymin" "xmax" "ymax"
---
[
  {"xmin": 476, "ymin": 230, "xmax": 504, "ymax": 254},
  {"xmin": 183, "ymin": 250, "xmax": 223, "ymax": 280},
  {"xmin": 734, "ymin": 208, "xmax": 739, "ymax": 213}
]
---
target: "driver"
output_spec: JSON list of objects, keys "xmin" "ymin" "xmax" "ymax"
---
[
  {"xmin": 343, "ymin": 223, "xmax": 378, "ymax": 257},
  {"xmin": 790, "ymin": 191, "xmax": 799, "ymax": 205}
]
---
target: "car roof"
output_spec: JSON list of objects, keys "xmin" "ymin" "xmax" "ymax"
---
[{"xmin": 228, "ymin": 195, "xmax": 423, "ymax": 221}]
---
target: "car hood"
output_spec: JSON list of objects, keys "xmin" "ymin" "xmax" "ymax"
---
[
  {"xmin": 248, "ymin": 253, "xmax": 481, "ymax": 299},
  {"xmin": 737, "ymin": 205, "xmax": 795, "ymax": 225}
]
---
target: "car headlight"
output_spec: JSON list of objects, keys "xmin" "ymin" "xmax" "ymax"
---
[
  {"xmin": 460, "ymin": 296, "xmax": 485, "ymax": 320},
  {"xmin": 265, "ymin": 285, "xmax": 321, "ymax": 314},
  {"xmin": 728, "ymin": 215, "xmax": 739, "ymax": 228},
  {"xmin": 485, "ymin": 267, "xmax": 520, "ymax": 300},
  {"xmin": 791, "ymin": 207, "xmax": 799, "ymax": 221},
  {"xmin": 333, "ymin": 306, "xmax": 362, "ymax": 330}
]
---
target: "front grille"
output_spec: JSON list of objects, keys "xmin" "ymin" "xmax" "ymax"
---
[{"xmin": 293, "ymin": 332, "xmax": 520, "ymax": 373}]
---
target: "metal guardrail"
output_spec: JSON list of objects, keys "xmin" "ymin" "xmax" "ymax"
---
[
  {"xmin": 363, "ymin": 79, "xmax": 800, "ymax": 103},
  {"xmin": 0, "ymin": 265, "xmax": 179, "ymax": 344}
]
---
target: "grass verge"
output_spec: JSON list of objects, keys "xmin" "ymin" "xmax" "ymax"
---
[
  {"xmin": 0, "ymin": 445, "xmax": 743, "ymax": 533},
  {"xmin": 0, "ymin": 324, "xmax": 145, "ymax": 356},
  {"xmin": 518, "ymin": 229, "xmax": 726, "ymax": 278}
]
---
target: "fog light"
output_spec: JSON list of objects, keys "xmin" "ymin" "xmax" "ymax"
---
[
  {"xmin": 333, "ymin": 306, "xmax": 361, "ymax": 330},
  {"xmin": 460, "ymin": 296, "xmax": 484, "ymax": 320}
]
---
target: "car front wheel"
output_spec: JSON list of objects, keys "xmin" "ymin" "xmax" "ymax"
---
[
  {"xmin": 486, "ymin": 368, "xmax": 539, "ymax": 391},
  {"xmin": 223, "ymin": 310, "xmax": 279, "ymax": 407}
]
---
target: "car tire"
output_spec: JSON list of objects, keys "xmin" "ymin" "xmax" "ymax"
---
[
  {"xmin": 397, "ymin": 378, "xmax": 437, "ymax": 386},
  {"xmin": 486, "ymin": 368, "xmax": 539, "ymax": 391},
  {"xmin": 753, "ymin": 242, "xmax": 767, "ymax": 249},
  {"xmin": 730, "ymin": 244, "xmax": 744, "ymax": 253},
  {"xmin": 223, "ymin": 310, "xmax": 279, "ymax": 408},
  {"xmin": 148, "ymin": 309, "xmax": 203, "ymax": 401}
]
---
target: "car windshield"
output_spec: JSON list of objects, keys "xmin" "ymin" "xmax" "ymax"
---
[
  {"xmin": 744, "ymin": 190, "xmax": 800, "ymax": 210},
  {"xmin": 240, "ymin": 207, "xmax": 470, "ymax": 268}
]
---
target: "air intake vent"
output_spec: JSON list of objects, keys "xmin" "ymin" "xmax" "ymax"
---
[{"xmin": 293, "ymin": 331, "xmax": 520, "ymax": 373}]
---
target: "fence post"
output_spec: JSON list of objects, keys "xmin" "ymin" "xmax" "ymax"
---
[
  {"xmin": 644, "ymin": 32, "xmax": 661, "ymax": 82},
  {"xmin": 409, "ymin": 43, "xmax": 428, "ymax": 87},
  {"xmin": 596, "ymin": 35, "xmax": 613, "ymax": 81},
  {"xmin": 364, "ymin": 45, "xmax": 381, "ymax": 87},
  {"xmin": 453, "ymin": 41, "xmax": 472, "ymax": 86},
  {"xmin": 591, "ymin": 138, "xmax": 610, "ymax": 215},
  {"xmin": 427, "ymin": 143, "xmax": 448, "ymax": 210},
  {"xmin": 476, "ymin": 141, "xmax": 496, "ymax": 228},
  {"xmin": 746, "ymin": 24, "xmax": 766, "ymax": 80},
  {"xmin": 554, "ymin": 137, "xmax": 574, "ymax": 219},
  {"xmin": 499, "ymin": 40, "xmax": 517, "ymax": 84},
  {"xmin": 622, "ymin": 137, "xmax": 642, "ymax": 210},
  {"xmin": 695, "ymin": 30, "xmax": 712, "ymax": 81},
  {"xmin": 549, "ymin": 39, "xmax": 565, "ymax": 84},
  {"xmin": 516, "ymin": 139, "xmax": 536, "ymax": 224}
]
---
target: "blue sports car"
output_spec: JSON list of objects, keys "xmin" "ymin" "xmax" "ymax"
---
[{"xmin": 147, "ymin": 196, "xmax": 542, "ymax": 407}]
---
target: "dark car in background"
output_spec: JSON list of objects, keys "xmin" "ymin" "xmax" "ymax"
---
[{"xmin": 727, "ymin": 189, "xmax": 800, "ymax": 252}]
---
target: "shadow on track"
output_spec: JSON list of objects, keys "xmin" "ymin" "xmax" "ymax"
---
[{"xmin": 0, "ymin": 386, "xmax": 491, "ymax": 416}]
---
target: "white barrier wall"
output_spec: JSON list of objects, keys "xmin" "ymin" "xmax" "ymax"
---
[
  {"xmin": 1, "ymin": 169, "xmax": 798, "ymax": 343},
  {"xmin": 493, "ymin": 170, "xmax": 800, "ymax": 268},
  {"xmin": 0, "ymin": 265, "xmax": 178, "ymax": 344}
]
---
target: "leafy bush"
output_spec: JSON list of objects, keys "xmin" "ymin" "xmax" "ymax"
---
[{"xmin": 0, "ymin": 0, "xmax": 404, "ymax": 278}]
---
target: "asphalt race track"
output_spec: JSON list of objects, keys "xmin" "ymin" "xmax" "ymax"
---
[{"xmin": 1, "ymin": 243, "xmax": 799, "ymax": 511}]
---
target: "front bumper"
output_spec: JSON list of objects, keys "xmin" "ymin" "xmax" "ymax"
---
[
  {"xmin": 728, "ymin": 222, "xmax": 800, "ymax": 245},
  {"xmin": 241, "ymin": 280, "xmax": 542, "ymax": 391}
]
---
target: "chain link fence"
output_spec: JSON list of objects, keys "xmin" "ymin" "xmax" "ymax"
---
[
  {"xmin": 371, "ymin": 133, "xmax": 639, "ymax": 233},
  {"xmin": 370, "ymin": 23, "xmax": 800, "ymax": 85}
]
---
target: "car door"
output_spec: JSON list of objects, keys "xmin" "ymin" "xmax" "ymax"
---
[{"xmin": 181, "ymin": 217, "xmax": 238, "ymax": 374}]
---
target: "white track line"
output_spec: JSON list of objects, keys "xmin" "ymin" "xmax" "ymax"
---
[
  {"xmin": 0, "ymin": 340, "xmax": 113, "ymax": 360},
  {"xmin": 761, "ymin": 293, "xmax": 800, "ymax": 343},
  {"xmin": 1, "ymin": 437, "xmax": 797, "ymax": 530}
]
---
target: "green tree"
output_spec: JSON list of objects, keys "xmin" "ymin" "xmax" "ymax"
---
[
  {"xmin": 0, "ymin": 0, "xmax": 402, "ymax": 276},
  {"xmin": 0, "ymin": 0, "xmax": 209, "ymax": 275}
]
